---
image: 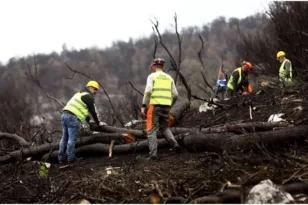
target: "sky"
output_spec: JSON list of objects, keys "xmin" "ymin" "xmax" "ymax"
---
[{"xmin": 0, "ymin": 0, "xmax": 272, "ymax": 64}]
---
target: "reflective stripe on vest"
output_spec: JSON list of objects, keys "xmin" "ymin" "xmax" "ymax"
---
[
  {"xmin": 279, "ymin": 59, "xmax": 292, "ymax": 82},
  {"xmin": 227, "ymin": 67, "xmax": 242, "ymax": 90},
  {"xmin": 149, "ymin": 73, "xmax": 172, "ymax": 106},
  {"xmin": 63, "ymin": 92, "xmax": 89, "ymax": 122}
]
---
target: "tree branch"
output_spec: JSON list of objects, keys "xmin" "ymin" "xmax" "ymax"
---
[
  {"xmin": 197, "ymin": 35, "xmax": 216, "ymax": 95},
  {"xmin": 150, "ymin": 17, "xmax": 191, "ymax": 100},
  {"xmin": 128, "ymin": 81, "xmax": 143, "ymax": 96},
  {"xmin": 64, "ymin": 63, "xmax": 125, "ymax": 126},
  {"xmin": 174, "ymin": 12, "xmax": 182, "ymax": 85},
  {"xmin": 0, "ymin": 132, "xmax": 30, "ymax": 147},
  {"xmin": 151, "ymin": 26, "xmax": 158, "ymax": 59},
  {"xmin": 25, "ymin": 55, "xmax": 65, "ymax": 108}
]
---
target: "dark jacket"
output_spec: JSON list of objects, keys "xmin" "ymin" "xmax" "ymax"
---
[{"xmin": 80, "ymin": 87, "xmax": 100, "ymax": 125}]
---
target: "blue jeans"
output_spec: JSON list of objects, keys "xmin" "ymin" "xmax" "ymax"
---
[{"xmin": 58, "ymin": 113, "xmax": 80, "ymax": 162}]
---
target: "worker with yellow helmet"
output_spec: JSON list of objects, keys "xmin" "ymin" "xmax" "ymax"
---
[
  {"xmin": 58, "ymin": 80, "xmax": 106, "ymax": 164},
  {"xmin": 276, "ymin": 51, "xmax": 293, "ymax": 88}
]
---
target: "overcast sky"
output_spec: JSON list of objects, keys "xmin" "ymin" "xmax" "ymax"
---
[{"xmin": 0, "ymin": 0, "xmax": 271, "ymax": 64}]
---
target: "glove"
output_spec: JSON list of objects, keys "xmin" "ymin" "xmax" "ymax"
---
[
  {"xmin": 141, "ymin": 107, "xmax": 147, "ymax": 118},
  {"xmin": 99, "ymin": 121, "xmax": 107, "ymax": 126}
]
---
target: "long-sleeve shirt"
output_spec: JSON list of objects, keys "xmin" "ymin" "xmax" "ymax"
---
[
  {"xmin": 80, "ymin": 87, "xmax": 100, "ymax": 125},
  {"xmin": 142, "ymin": 71, "xmax": 178, "ymax": 106},
  {"xmin": 284, "ymin": 60, "xmax": 291, "ymax": 78},
  {"xmin": 230, "ymin": 69, "xmax": 249, "ymax": 92}
]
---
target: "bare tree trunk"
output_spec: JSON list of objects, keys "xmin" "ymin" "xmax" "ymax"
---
[
  {"xmin": 91, "ymin": 122, "xmax": 290, "ymax": 138},
  {"xmin": 184, "ymin": 125, "xmax": 308, "ymax": 152},
  {"xmin": 42, "ymin": 138, "xmax": 171, "ymax": 161},
  {"xmin": 0, "ymin": 132, "xmax": 30, "ymax": 147},
  {"xmin": 0, "ymin": 133, "xmax": 124, "ymax": 163},
  {"xmin": 169, "ymin": 98, "xmax": 190, "ymax": 125}
]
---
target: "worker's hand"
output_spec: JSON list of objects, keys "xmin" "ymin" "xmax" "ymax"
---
[
  {"xmin": 242, "ymin": 92, "xmax": 249, "ymax": 96},
  {"xmin": 141, "ymin": 107, "xmax": 147, "ymax": 118},
  {"xmin": 99, "ymin": 121, "xmax": 107, "ymax": 126}
]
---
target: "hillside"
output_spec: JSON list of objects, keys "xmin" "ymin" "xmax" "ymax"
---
[{"xmin": 1, "ymin": 1, "xmax": 308, "ymax": 203}]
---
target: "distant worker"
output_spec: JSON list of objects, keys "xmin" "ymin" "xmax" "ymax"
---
[
  {"xmin": 215, "ymin": 70, "xmax": 228, "ymax": 100},
  {"xmin": 141, "ymin": 58, "xmax": 182, "ymax": 161},
  {"xmin": 58, "ymin": 81, "xmax": 106, "ymax": 164},
  {"xmin": 276, "ymin": 51, "xmax": 293, "ymax": 88},
  {"xmin": 227, "ymin": 61, "xmax": 253, "ymax": 97}
]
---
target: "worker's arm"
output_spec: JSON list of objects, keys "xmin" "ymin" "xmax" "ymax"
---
[
  {"xmin": 171, "ymin": 79, "xmax": 178, "ymax": 106},
  {"xmin": 225, "ymin": 73, "xmax": 229, "ymax": 83},
  {"xmin": 284, "ymin": 61, "xmax": 291, "ymax": 78},
  {"xmin": 81, "ymin": 94, "xmax": 100, "ymax": 125},
  {"xmin": 231, "ymin": 70, "xmax": 240, "ymax": 91},
  {"xmin": 142, "ymin": 74, "xmax": 153, "ymax": 107}
]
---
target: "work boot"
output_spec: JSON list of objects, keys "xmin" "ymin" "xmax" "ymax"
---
[
  {"xmin": 68, "ymin": 157, "xmax": 83, "ymax": 165},
  {"xmin": 58, "ymin": 159, "xmax": 67, "ymax": 164},
  {"xmin": 136, "ymin": 155, "xmax": 159, "ymax": 163}
]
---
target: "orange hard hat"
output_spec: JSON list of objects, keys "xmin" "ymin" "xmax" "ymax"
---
[
  {"xmin": 151, "ymin": 58, "xmax": 166, "ymax": 71},
  {"xmin": 242, "ymin": 61, "xmax": 253, "ymax": 72}
]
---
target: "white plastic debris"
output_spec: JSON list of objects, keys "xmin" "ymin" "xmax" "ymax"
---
[
  {"xmin": 199, "ymin": 98, "xmax": 219, "ymax": 113},
  {"xmin": 92, "ymin": 131, "xmax": 100, "ymax": 134},
  {"xmin": 293, "ymin": 106, "xmax": 303, "ymax": 111},
  {"xmin": 246, "ymin": 179, "xmax": 294, "ymax": 204},
  {"xmin": 124, "ymin": 120, "xmax": 146, "ymax": 128},
  {"xmin": 44, "ymin": 163, "xmax": 51, "ymax": 169},
  {"xmin": 105, "ymin": 166, "xmax": 121, "ymax": 175},
  {"xmin": 268, "ymin": 113, "xmax": 285, "ymax": 122}
]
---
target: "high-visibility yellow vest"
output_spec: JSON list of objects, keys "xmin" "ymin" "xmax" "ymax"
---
[
  {"xmin": 149, "ymin": 73, "xmax": 173, "ymax": 106},
  {"xmin": 227, "ymin": 67, "xmax": 242, "ymax": 90},
  {"xmin": 63, "ymin": 92, "xmax": 89, "ymax": 122},
  {"xmin": 279, "ymin": 59, "xmax": 292, "ymax": 82}
]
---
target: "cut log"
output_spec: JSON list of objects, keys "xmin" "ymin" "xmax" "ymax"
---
[
  {"xmin": 184, "ymin": 125, "xmax": 308, "ymax": 152},
  {"xmin": 169, "ymin": 98, "xmax": 190, "ymax": 126},
  {"xmin": 1, "ymin": 125, "xmax": 304, "ymax": 164},
  {"xmin": 76, "ymin": 138, "xmax": 170, "ymax": 155},
  {"xmin": 91, "ymin": 122, "xmax": 290, "ymax": 139},
  {"xmin": 0, "ymin": 132, "xmax": 30, "ymax": 147},
  {"xmin": 0, "ymin": 133, "xmax": 124, "ymax": 164},
  {"xmin": 40, "ymin": 138, "xmax": 172, "ymax": 161}
]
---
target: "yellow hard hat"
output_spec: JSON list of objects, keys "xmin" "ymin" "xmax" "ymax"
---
[
  {"xmin": 86, "ymin": 80, "xmax": 99, "ymax": 89},
  {"xmin": 276, "ymin": 51, "xmax": 285, "ymax": 60}
]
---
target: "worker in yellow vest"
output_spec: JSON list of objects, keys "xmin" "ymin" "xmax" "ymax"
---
[
  {"xmin": 227, "ymin": 61, "xmax": 253, "ymax": 97},
  {"xmin": 276, "ymin": 51, "xmax": 293, "ymax": 88},
  {"xmin": 141, "ymin": 58, "xmax": 182, "ymax": 161},
  {"xmin": 58, "ymin": 81, "xmax": 105, "ymax": 164}
]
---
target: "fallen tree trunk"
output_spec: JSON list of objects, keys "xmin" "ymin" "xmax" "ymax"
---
[
  {"xmin": 1, "ymin": 125, "xmax": 305, "ymax": 164},
  {"xmin": 169, "ymin": 98, "xmax": 190, "ymax": 125},
  {"xmin": 0, "ymin": 132, "xmax": 30, "ymax": 147},
  {"xmin": 184, "ymin": 125, "xmax": 308, "ymax": 152},
  {"xmin": 41, "ymin": 138, "xmax": 171, "ymax": 161},
  {"xmin": 0, "ymin": 133, "xmax": 124, "ymax": 164},
  {"xmin": 91, "ymin": 121, "xmax": 290, "ymax": 139}
]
